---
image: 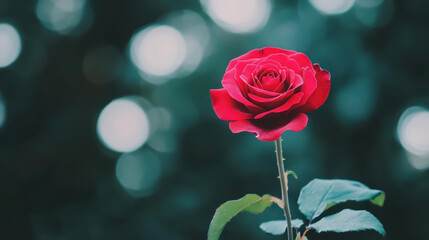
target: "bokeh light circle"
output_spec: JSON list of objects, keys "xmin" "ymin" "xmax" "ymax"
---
[
  {"xmin": 309, "ymin": 0, "xmax": 356, "ymax": 15},
  {"xmin": 397, "ymin": 106, "xmax": 429, "ymax": 156},
  {"xmin": 165, "ymin": 10, "xmax": 210, "ymax": 77},
  {"xmin": 129, "ymin": 25, "xmax": 186, "ymax": 77},
  {"xmin": 0, "ymin": 23, "xmax": 22, "ymax": 68},
  {"xmin": 97, "ymin": 97, "xmax": 150, "ymax": 153},
  {"xmin": 354, "ymin": 0, "xmax": 393, "ymax": 28},
  {"xmin": 200, "ymin": 0, "xmax": 271, "ymax": 33},
  {"xmin": 36, "ymin": 0, "xmax": 88, "ymax": 35},
  {"xmin": 115, "ymin": 151, "xmax": 161, "ymax": 198}
]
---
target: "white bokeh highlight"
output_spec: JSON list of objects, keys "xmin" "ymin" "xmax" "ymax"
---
[
  {"xmin": 309, "ymin": 0, "xmax": 356, "ymax": 15},
  {"xmin": 97, "ymin": 98, "xmax": 150, "ymax": 153},
  {"xmin": 397, "ymin": 106, "xmax": 429, "ymax": 156},
  {"xmin": 129, "ymin": 25, "xmax": 186, "ymax": 77},
  {"xmin": 201, "ymin": 0, "xmax": 271, "ymax": 33},
  {"xmin": 0, "ymin": 23, "xmax": 22, "ymax": 68}
]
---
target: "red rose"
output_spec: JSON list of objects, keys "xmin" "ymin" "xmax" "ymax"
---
[{"xmin": 210, "ymin": 47, "xmax": 331, "ymax": 141}]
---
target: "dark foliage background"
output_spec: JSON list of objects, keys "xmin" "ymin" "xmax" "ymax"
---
[{"xmin": 1, "ymin": 0, "xmax": 428, "ymax": 239}]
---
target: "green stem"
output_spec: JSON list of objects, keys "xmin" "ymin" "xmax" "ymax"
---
[{"xmin": 275, "ymin": 137, "xmax": 293, "ymax": 240}]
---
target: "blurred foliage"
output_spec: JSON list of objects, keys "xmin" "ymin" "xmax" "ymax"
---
[{"xmin": 1, "ymin": 0, "xmax": 429, "ymax": 240}]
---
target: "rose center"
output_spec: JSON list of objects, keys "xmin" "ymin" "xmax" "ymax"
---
[{"xmin": 258, "ymin": 70, "xmax": 281, "ymax": 91}]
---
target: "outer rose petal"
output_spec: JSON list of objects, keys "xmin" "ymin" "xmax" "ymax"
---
[
  {"xmin": 295, "ymin": 67, "xmax": 317, "ymax": 106},
  {"xmin": 297, "ymin": 64, "xmax": 331, "ymax": 112},
  {"xmin": 289, "ymin": 52, "xmax": 314, "ymax": 70},
  {"xmin": 229, "ymin": 113, "xmax": 308, "ymax": 141},
  {"xmin": 210, "ymin": 89, "xmax": 253, "ymax": 121},
  {"xmin": 226, "ymin": 47, "xmax": 297, "ymax": 72}
]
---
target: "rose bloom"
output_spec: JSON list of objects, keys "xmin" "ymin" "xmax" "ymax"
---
[{"xmin": 210, "ymin": 47, "xmax": 331, "ymax": 141}]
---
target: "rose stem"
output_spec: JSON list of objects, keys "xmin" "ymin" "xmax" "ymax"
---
[{"xmin": 275, "ymin": 137, "xmax": 293, "ymax": 240}]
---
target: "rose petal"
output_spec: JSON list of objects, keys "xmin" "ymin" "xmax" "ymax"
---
[
  {"xmin": 210, "ymin": 89, "xmax": 253, "ymax": 121},
  {"xmin": 261, "ymin": 75, "xmax": 282, "ymax": 92},
  {"xmin": 257, "ymin": 65, "xmax": 280, "ymax": 79},
  {"xmin": 242, "ymin": 79, "xmax": 281, "ymax": 98},
  {"xmin": 297, "ymin": 64, "xmax": 331, "ymax": 112},
  {"xmin": 247, "ymin": 88, "xmax": 295, "ymax": 109},
  {"xmin": 226, "ymin": 47, "xmax": 297, "ymax": 72},
  {"xmin": 234, "ymin": 61, "xmax": 257, "ymax": 83},
  {"xmin": 229, "ymin": 113, "xmax": 308, "ymax": 141},
  {"xmin": 254, "ymin": 60, "xmax": 283, "ymax": 90},
  {"xmin": 288, "ymin": 69, "xmax": 304, "ymax": 90},
  {"xmin": 254, "ymin": 92, "xmax": 304, "ymax": 119},
  {"xmin": 222, "ymin": 67, "xmax": 264, "ymax": 112},
  {"xmin": 294, "ymin": 67, "xmax": 317, "ymax": 107},
  {"xmin": 289, "ymin": 52, "xmax": 314, "ymax": 70},
  {"xmin": 262, "ymin": 53, "xmax": 301, "ymax": 73},
  {"xmin": 252, "ymin": 73, "xmax": 263, "ymax": 88},
  {"xmin": 259, "ymin": 47, "xmax": 296, "ymax": 57},
  {"xmin": 240, "ymin": 64, "xmax": 257, "ymax": 82},
  {"xmin": 255, "ymin": 62, "xmax": 281, "ymax": 75},
  {"xmin": 272, "ymin": 69, "xmax": 288, "ymax": 93}
]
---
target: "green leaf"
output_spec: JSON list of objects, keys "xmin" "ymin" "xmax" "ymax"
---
[
  {"xmin": 309, "ymin": 209, "xmax": 386, "ymax": 236},
  {"xmin": 208, "ymin": 194, "xmax": 273, "ymax": 240},
  {"xmin": 297, "ymin": 179, "xmax": 385, "ymax": 220},
  {"xmin": 286, "ymin": 170, "xmax": 298, "ymax": 179},
  {"xmin": 244, "ymin": 194, "xmax": 273, "ymax": 213},
  {"xmin": 370, "ymin": 192, "xmax": 385, "ymax": 207},
  {"xmin": 259, "ymin": 219, "xmax": 304, "ymax": 235}
]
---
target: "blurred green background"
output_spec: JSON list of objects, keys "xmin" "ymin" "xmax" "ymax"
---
[{"xmin": 1, "ymin": 0, "xmax": 428, "ymax": 239}]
